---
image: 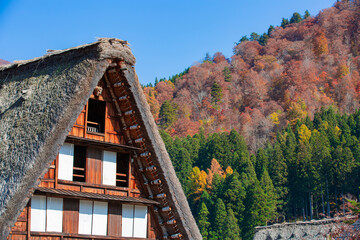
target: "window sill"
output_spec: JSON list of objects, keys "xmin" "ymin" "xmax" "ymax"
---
[{"xmin": 87, "ymin": 131, "xmax": 105, "ymax": 136}]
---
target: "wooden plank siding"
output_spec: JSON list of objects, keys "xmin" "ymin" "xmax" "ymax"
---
[
  {"xmin": 86, "ymin": 148, "xmax": 102, "ymax": 185},
  {"xmin": 68, "ymin": 79, "xmax": 125, "ymax": 146},
  {"xmin": 62, "ymin": 199, "xmax": 79, "ymax": 234},
  {"xmin": 9, "ymin": 79, "xmax": 159, "ymax": 239},
  {"xmin": 107, "ymin": 202, "xmax": 122, "ymax": 237}
]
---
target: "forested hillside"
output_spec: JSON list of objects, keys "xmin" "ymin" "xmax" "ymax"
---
[
  {"xmin": 162, "ymin": 107, "xmax": 360, "ymax": 239},
  {"xmin": 144, "ymin": 0, "xmax": 360, "ymax": 153},
  {"xmin": 142, "ymin": 1, "xmax": 360, "ymax": 239}
]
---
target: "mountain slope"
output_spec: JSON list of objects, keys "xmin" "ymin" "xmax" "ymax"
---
[{"xmin": 144, "ymin": 0, "xmax": 360, "ymax": 152}]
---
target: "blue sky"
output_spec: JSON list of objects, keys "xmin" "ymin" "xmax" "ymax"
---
[{"xmin": 0, "ymin": 0, "xmax": 334, "ymax": 85}]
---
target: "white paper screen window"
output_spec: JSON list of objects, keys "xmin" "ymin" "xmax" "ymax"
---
[
  {"xmin": 46, "ymin": 197, "xmax": 63, "ymax": 232},
  {"xmin": 134, "ymin": 205, "xmax": 148, "ymax": 238},
  {"xmin": 58, "ymin": 143, "xmax": 74, "ymax": 181},
  {"xmin": 78, "ymin": 200, "xmax": 93, "ymax": 235},
  {"xmin": 92, "ymin": 201, "xmax": 108, "ymax": 235},
  {"xmin": 30, "ymin": 195, "xmax": 46, "ymax": 232},
  {"xmin": 102, "ymin": 151, "xmax": 117, "ymax": 186},
  {"xmin": 122, "ymin": 204, "xmax": 134, "ymax": 237}
]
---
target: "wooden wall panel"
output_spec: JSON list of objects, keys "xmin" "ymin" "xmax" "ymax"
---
[
  {"xmin": 69, "ymin": 106, "xmax": 86, "ymax": 138},
  {"xmin": 107, "ymin": 202, "xmax": 122, "ymax": 237},
  {"xmin": 82, "ymin": 187, "xmax": 104, "ymax": 194},
  {"xmin": 86, "ymin": 133, "xmax": 105, "ymax": 142},
  {"xmin": 86, "ymin": 148, "xmax": 102, "ymax": 184},
  {"xmin": 30, "ymin": 237, "xmax": 60, "ymax": 240},
  {"xmin": 43, "ymin": 161, "xmax": 55, "ymax": 180},
  {"xmin": 38, "ymin": 181, "xmax": 54, "ymax": 188},
  {"xmin": 106, "ymin": 189, "xmax": 127, "ymax": 196},
  {"xmin": 75, "ymin": 109, "xmax": 86, "ymax": 126},
  {"xmin": 56, "ymin": 184, "xmax": 80, "ymax": 191},
  {"xmin": 62, "ymin": 198, "xmax": 79, "ymax": 234},
  {"xmin": 69, "ymin": 126, "xmax": 85, "ymax": 138},
  {"xmin": 8, "ymin": 235, "xmax": 26, "ymax": 240}
]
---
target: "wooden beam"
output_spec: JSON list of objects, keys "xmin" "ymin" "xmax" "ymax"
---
[{"xmin": 65, "ymin": 135, "xmax": 142, "ymax": 151}]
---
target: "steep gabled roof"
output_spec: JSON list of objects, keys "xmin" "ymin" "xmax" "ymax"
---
[{"xmin": 0, "ymin": 38, "xmax": 201, "ymax": 240}]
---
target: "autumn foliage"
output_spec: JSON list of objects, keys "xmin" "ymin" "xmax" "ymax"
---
[{"xmin": 143, "ymin": 1, "xmax": 360, "ymax": 153}]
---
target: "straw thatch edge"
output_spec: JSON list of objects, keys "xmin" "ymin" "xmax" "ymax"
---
[{"xmin": 123, "ymin": 68, "xmax": 202, "ymax": 239}]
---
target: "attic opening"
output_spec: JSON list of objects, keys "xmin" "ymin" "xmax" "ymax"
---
[
  {"xmin": 73, "ymin": 145, "xmax": 86, "ymax": 182},
  {"xmin": 116, "ymin": 153, "xmax": 129, "ymax": 187},
  {"xmin": 87, "ymin": 99, "xmax": 106, "ymax": 133}
]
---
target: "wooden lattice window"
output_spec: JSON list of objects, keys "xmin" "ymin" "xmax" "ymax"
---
[
  {"xmin": 73, "ymin": 145, "xmax": 86, "ymax": 182},
  {"xmin": 116, "ymin": 153, "xmax": 129, "ymax": 187}
]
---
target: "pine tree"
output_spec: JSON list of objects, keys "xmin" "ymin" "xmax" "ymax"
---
[
  {"xmin": 281, "ymin": 18, "xmax": 289, "ymax": 28},
  {"xmin": 197, "ymin": 202, "xmax": 210, "ymax": 240},
  {"xmin": 255, "ymin": 148, "xmax": 269, "ymax": 180},
  {"xmin": 204, "ymin": 53, "xmax": 212, "ymax": 63},
  {"xmin": 239, "ymin": 35, "xmax": 249, "ymax": 43},
  {"xmin": 304, "ymin": 10, "xmax": 310, "ymax": 19},
  {"xmin": 310, "ymin": 129, "xmax": 332, "ymax": 217},
  {"xmin": 282, "ymin": 125, "xmax": 298, "ymax": 218},
  {"xmin": 174, "ymin": 147, "xmax": 192, "ymax": 192},
  {"xmin": 159, "ymin": 100, "xmax": 177, "ymax": 129},
  {"xmin": 259, "ymin": 33, "xmax": 269, "ymax": 46},
  {"xmin": 242, "ymin": 180, "xmax": 268, "ymax": 240},
  {"xmin": 290, "ymin": 12, "xmax": 302, "ymax": 23},
  {"xmin": 224, "ymin": 206, "xmax": 241, "ymax": 240},
  {"xmin": 212, "ymin": 198, "xmax": 227, "ymax": 238},
  {"xmin": 222, "ymin": 67, "xmax": 232, "ymax": 82},
  {"xmin": 222, "ymin": 172, "xmax": 246, "ymax": 223},
  {"xmin": 260, "ymin": 168, "xmax": 278, "ymax": 222},
  {"xmin": 250, "ymin": 32, "xmax": 260, "ymax": 41},
  {"xmin": 268, "ymin": 142, "xmax": 288, "ymax": 219},
  {"xmin": 211, "ymin": 173, "xmax": 225, "ymax": 201},
  {"xmin": 297, "ymin": 141, "xmax": 318, "ymax": 219},
  {"xmin": 228, "ymin": 130, "xmax": 249, "ymax": 167},
  {"xmin": 211, "ymin": 81, "xmax": 223, "ymax": 104},
  {"xmin": 267, "ymin": 25, "xmax": 275, "ymax": 36},
  {"xmin": 240, "ymin": 154, "xmax": 258, "ymax": 188}
]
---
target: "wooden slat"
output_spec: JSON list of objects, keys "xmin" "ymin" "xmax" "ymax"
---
[
  {"xmin": 107, "ymin": 203, "xmax": 122, "ymax": 237},
  {"xmin": 62, "ymin": 199, "xmax": 79, "ymax": 234},
  {"xmin": 73, "ymin": 174, "xmax": 85, "ymax": 178},
  {"xmin": 66, "ymin": 135, "xmax": 141, "ymax": 151},
  {"xmin": 73, "ymin": 167, "xmax": 84, "ymax": 171},
  {"xmin": 86, "ymin": 148, "xmax": 102, "ymax": 185}
]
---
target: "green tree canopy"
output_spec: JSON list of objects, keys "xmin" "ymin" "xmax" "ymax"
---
[
  {"xmin": 290, "ymin": 12, "xmax": 302, "ymax": 23},
  {"xmin": 211, "ymin": 82, "xmax": 223, "ymax": 104},
  {"xmin": 159, "ymin": 100, "xmax": 177, "ymax": 129}
]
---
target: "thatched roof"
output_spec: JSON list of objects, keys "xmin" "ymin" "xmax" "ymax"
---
[{"xmin": 0, "ymin": 38, "xmax": 201, "ymax": 240}]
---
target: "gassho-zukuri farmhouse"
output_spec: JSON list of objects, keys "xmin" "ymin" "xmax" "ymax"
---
[{"xmin": 0, "ymin": 38, "xmax": 202, "ymax": 240}]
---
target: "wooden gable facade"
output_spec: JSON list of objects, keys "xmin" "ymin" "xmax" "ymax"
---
[{"xmin": 8, "ymin": 76, "xmax": 162, "ymax": 240}]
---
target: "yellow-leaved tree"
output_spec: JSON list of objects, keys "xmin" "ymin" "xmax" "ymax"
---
[
  {"xmin": 188, "ymin": 167, "xmax": 207, "ymax": 201},
  {"xmin": 298, "ymin": 124, "xmax": 311, "ymax": 143}
]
